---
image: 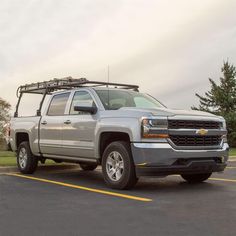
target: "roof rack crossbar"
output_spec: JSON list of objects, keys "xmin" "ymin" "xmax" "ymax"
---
[
  {"xmin": 17, "ymin": 77, "xmax": 139, "ymax": 96},
  {"xmin": 14, "ymin": 77, "xmax": 140, "ymax": 117}
]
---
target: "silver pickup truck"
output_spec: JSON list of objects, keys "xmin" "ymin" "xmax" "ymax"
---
[{"xmin": 10, "ymin": 78, "xmax": 229, "ymax": 189}]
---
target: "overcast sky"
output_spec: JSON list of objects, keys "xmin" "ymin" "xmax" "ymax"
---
[{"xmin": 1, "ymin": 0, "xmax": 236, "ymax": 115}]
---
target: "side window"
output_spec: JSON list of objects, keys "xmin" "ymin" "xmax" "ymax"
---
[
  {"xmin": 70, "ymin": 91, "xmax": 95, "ymax": 115},
  {"xmin": 47, "ymin": 93, "xmax": 70, "ymax": 116}
]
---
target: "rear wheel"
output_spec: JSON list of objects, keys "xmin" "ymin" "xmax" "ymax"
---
[
  {"xmin": 102, "ymin": 141, "xmax": 138, "ymax": 190},
  {"xmin": 181, "ymin": 173, "xmax": 212, "ymax": 183},
  {"xmin": 80, "ymin": 163, "xmax": 97, "ymax": 171},
  {"xmin": 17, "ymin": 141, "xmax": 38, "ymax": 174}
]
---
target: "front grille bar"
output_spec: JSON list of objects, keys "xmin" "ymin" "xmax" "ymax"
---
[
  {"xmin": 169, "ymin": 135, "xmax": 222, "ymax": 146},
  {"xmin": 168, "ymin": 120, "xmax": 221, "ymax": 129}
]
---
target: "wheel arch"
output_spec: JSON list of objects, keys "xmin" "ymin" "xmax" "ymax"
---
[
  {"xmin": 98, "ymin": 131, "xmax": 131, "ymax": 162},
  {"xmin": 15, "ymin": 132, "xmax": 30, "ymax": 149}
]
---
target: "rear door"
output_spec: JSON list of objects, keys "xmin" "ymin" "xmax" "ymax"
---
[
  {"xmin": 39, "ymin": 92, "xmax": 70, "ymax": 155},
  {"xmin": 60, "ymin": 90, "xmax": 98, "ymax": 159}
]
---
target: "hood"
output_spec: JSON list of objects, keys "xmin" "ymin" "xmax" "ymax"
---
[{"xmin": 118, "ymin": 107, "xmax": 217, "ymax": 118}]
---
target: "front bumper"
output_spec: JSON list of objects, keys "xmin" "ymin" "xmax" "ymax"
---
[{"xmin": 131, "ymin": 142, "xmax": 229, "ymax": 177}]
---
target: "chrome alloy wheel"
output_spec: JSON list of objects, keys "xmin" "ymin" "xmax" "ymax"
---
[
  {"xmin": 106, "ymin": 151, "xmax": 124, "ymax": 181},
  {"xmin": 18, "ymin": 147, "xmax": 27, "ymax": 169}
]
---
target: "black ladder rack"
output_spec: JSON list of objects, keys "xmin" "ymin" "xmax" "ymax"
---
[
  {"xmin": 14, "ymin": 77, "xmax": 139, "ymax": 117},
  {"xmin": 17, "ymin": 77, "xmax": 139, "ymax": 96}
]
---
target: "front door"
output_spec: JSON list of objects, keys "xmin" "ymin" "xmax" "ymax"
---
[{"xmin": 61, "ymin": 90, "xmax": 97, "ymax": 159}]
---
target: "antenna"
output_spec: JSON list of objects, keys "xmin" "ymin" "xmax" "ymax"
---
[
  {"xmin": 107, "ymin": 65, "xmax": 110, "ymax": 109},
  {"xmin": 107, "ymin": 65, "xmax": 110, "ymax": 84}
]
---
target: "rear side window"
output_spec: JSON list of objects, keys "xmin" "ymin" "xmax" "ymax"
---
[{"xmin": 47, "ymin": 93, "xmax": 70, "ymax": 116}]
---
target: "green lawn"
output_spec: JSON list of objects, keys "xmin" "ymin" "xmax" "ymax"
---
[
  {"xmin": 0, "ymin": 151, "xmax": 57, "ymax": 166},
  {"xmin": 0, "ymin": 151, "xmax": 16, "ymax": 166},
  {"xmin": 229, "ymin": 148, "xmax": 236, "ymax": 157}
]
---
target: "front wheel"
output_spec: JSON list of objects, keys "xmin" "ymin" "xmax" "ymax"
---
[
  {"xmin": 181, "ymin": 173, "xmax": 212, "ymax": 183},
  {"xmin": 17, "ymin": 141, "xmax": 38, "ymax": 174},
  {"xmin": 102, "ymin": 141, "xmax": 138, "ymax": 190}
]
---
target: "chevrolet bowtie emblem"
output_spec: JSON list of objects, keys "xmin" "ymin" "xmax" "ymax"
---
[{"xmin": 196, "ymin": 129, "xmax": 208, "ymax": 135}]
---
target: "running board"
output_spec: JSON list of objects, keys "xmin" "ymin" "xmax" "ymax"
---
[{"xmin": 43, "ymin": 154, "xmax": 98, "ymax": 164}]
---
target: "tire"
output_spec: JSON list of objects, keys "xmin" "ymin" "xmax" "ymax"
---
[
  {"xmin": 17, "ymin": 141, "xmax": 38, "ymax": 174},
  {"xmin": 181, "ymin": 173, "xmax": 212, "ymax": 184},
  {"xmin": 80, "ymin": 163, "xmax": 98, "ymax": 171},
  {"xmin": 102, "ymin": 141, "xmax": 138, "ymax": 190}
]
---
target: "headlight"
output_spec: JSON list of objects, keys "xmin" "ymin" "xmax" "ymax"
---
[{"xmin": 141, "ymin": 118, "xmax": 169, "ymax": 139}]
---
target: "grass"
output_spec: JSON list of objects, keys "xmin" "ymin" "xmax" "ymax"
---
[
  {"xmin": 0, "ymin": 151, "xmax": 58, "ymax": 166},
  {"xmin": 0, "ymin": 151, "xmax": 16, "ymax": 166},
  {"xmin": 229, "ymin": 148, "xmax": 236, "ymax": 157}
]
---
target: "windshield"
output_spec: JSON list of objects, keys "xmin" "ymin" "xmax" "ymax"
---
[{"xmin": 95, "ymin": 89, "xmax": 165, "ymax": 110}]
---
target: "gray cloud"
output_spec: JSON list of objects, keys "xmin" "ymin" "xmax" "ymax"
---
[{"xmin": 0, "ymin": 0, "xmax": 236, "ymax": 115}]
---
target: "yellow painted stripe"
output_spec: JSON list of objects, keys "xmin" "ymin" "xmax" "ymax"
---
[
  {"xmin": 6, "ymin": 173, "xmax": 152, "ymax": 202},
  {"xmin": 226, "ymin": 167, "xmax": 236, "ymax": 169},
  {"xmin": 228, "ymin": 159, "xmax": 236, "ymax": 162},
  {"xmin": 136, "ymin": 163, "xmax": 147, "ymax": 166},
  {"xmin": 209, "ymin": 177, "xmax": 236, "ymax": 183},
  {"xmin": 172, "ymin": 174, "xmax": 236, "ymax": 183}
]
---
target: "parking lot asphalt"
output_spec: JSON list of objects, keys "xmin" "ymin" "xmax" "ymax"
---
[{"xmin": 0, "ymin": 162, "xmax": 236, "ymax": 236}]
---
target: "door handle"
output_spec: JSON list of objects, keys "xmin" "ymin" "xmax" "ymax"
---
[
  {"xmin": 64, "ymin": 120, "xmax": 71, "ymax": 124},
  {"xmin": 41, "ymin": 121, "xmax": 47, "ymax": 125}
]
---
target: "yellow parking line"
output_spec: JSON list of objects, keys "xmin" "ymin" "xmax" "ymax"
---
[
  {"xmin": 6, "ymin": 173, "xmax": 152, "ymax": 202},
  {"xmin": 172, "ymin": 174, "xmax": 236, "ymax": 183},
  {"xmin": 226, "ymin": 167, "xmax": 236, "ymax": 169},
  {"xmin": 209, "ymin": 177, "xmax": 236, "ymax": 183}
]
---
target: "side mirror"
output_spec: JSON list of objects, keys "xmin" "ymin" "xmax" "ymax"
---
[{"xmin": 74, "ymin": 102, "xmax": 98, "ymax": 115}]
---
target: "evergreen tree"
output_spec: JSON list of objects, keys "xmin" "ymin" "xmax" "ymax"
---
[
  {"xmin": 192, "ymin": 61, "xmax": 236, "ymax": 147},
  {"xmin": 0, "ymin": 98, "xmax": 11, "ymax": 139}
]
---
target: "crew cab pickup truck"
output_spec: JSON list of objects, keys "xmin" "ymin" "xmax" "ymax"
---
[{"xmin": 10, "ymin": 78, "xmax": 229, "ymax": 189}]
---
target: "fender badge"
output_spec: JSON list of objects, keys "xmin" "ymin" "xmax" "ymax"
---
[{"xmin": 196, "ymin": 129, "xmax": 208, "ymax": 135}]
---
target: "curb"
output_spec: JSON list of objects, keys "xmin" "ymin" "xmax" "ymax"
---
[
  {"xmin": 0, "ymin": 166, "xmax": 17, "ymax": 173},
  {"xmin": 0, "ymin": 164, "xmax": 79, "ymax": 174}
]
